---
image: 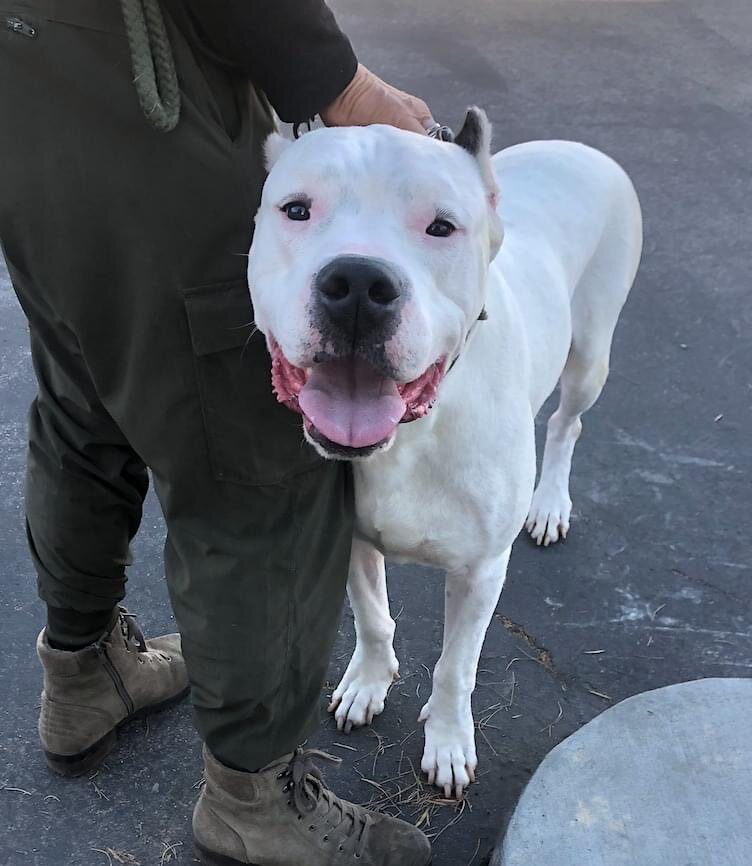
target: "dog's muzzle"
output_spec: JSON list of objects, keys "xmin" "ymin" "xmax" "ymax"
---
[{"xmin": 314, "ymin": 255, "xmax": 405, "ymax": 349}]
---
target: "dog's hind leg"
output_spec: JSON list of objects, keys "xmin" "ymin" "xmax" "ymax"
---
[
  {"xmin": 526, "ymin": 342, "xmax": 607, "ymax": 545},
  {"xmin": 328, "ymin": 537, "xmax": 399, "ymax": 732},
  {"xmin": 527, "ymin": 182, "xmax": 642, "ymax": 546}
]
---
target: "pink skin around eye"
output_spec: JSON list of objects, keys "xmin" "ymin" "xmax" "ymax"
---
[{"xmin": 406, "ymin": 210, "xmax": 436, "ymax": 235}]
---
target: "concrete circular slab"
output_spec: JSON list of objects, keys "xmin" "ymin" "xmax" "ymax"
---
[{"xmin": 493, "ymin": 679, "xmax": 752, "ymax": 866}]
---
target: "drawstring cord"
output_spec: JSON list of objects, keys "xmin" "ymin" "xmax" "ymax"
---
[{"xmin": 120, "ymin": 0, "xmax": 181, "ymax": 132}]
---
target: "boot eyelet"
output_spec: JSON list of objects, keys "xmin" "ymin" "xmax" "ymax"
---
[
  {"xmin": 287, "ymin": 799, "xmax": 292, "ymax": 806},
  {"xmin": 309, "ymin": 825, "xmax": 316, "ymax": 831},
  {"xmin": 323, "ymin": 835, "xmax": 329, "ymax": 842}
]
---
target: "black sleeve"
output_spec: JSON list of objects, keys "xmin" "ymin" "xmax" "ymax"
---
[{"xmin": 180, "ymin": 0, "xmax": 358, "ymax": 123}]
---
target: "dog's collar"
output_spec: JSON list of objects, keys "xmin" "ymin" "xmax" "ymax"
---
[
  {"xmin": 445, "ymin": 306, "xmax": 488, "ymax": 377},
  {"xmin": 426, "ymin": 122, "xmax": 455, "ymax": 142}
]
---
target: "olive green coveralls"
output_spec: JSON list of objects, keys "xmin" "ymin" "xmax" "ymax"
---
[{"xmin": 0, "ymin": 0, "xmax": 355, "ymax": 771}]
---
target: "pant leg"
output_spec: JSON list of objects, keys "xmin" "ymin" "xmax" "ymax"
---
[
  {"xmin": 0, "ymin": 0, "xmax": 354, "ymax": 769},
  {"xmin": 22, "ymin": 297, "xmax": 149, "ymax": 646}
]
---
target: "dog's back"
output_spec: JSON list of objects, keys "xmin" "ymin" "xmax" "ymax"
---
[{"xmin": 491, "ymin": 140, "xmax": 643, "ymax": 414}]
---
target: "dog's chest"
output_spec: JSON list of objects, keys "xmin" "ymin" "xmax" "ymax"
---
[
  {"xmin": 354, "ymin": 480, "xmax": 461, "ymax": 567},
  {"xmin": 352, "ymin": 424, "xmax": 525, "ymax": 569},
  {"xmin": 351, "ymin": 430, "xmax": 447, "ymax": 563}
]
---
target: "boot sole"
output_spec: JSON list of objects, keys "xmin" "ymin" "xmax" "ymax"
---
[
  {"xmin": 194, "ymin": 841, "xmax": 432, "ymax": 865},
  {"xmin": 43, "ymin": 685, "xmax": 190, "ymax": 777},
  {"xmin": 194, "ymin": 844, "xmax": 259, "ymax": 866}
]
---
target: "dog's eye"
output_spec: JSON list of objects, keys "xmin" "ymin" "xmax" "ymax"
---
[
  {"xmin": 282, "ymin": 201, "xmax": 311, "ymax": 221},
  {"xmin": 426, "ymin": 219, "xmax": 456, "ymax": 238}
]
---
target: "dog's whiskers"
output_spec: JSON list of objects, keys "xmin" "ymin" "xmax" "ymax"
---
[
  {"xmin": 228, "ymin": 320, "xmax": 256, "ymax": 330},
  {"xmin": 241, "ymin": 326, "xmax": 260, "ymax": 361}
]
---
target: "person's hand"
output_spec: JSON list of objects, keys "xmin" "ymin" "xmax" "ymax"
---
[{"xmin": 321, "ymin": 64, "xmax": 434, "ymax": 134}]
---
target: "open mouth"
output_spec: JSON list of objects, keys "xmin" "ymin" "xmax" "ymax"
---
[{"xmin": 270, "ymin": 338, "xmax": 445, "ymax": 455}]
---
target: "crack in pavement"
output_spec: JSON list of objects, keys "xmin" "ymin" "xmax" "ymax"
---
[
  {"xmin": 497, "ymin": 614, "xmax": 563, "ymax": 683},
  {"xmin": 496, "ymin": 615, "xmax": 616, "ymax": 708}
]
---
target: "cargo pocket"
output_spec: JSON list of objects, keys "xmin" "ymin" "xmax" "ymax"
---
[{"xmin": 184, "ymin": 280, "xmax": 321, "ymax": 486}]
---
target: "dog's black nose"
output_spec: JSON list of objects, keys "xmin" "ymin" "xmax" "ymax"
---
[{"xmin": 315, "ymin": 255, "xmax": 403, "ymax": 337}]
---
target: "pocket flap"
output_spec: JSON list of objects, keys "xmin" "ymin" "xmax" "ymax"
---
[
  {"xmin": 184, "ymin": 281, "xmax": 255, "ymax": 357},
  {"xmin": 181, "ymin": 279, "xmax": 321, "ymax": 485}
]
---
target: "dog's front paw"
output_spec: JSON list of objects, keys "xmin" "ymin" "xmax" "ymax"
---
[
  {"xmin": 419, "ymin": 698, "xmax": 477, "ymax": 799},
  {"xmin": 328, "ymin": 645, "xmax": 399, "ymax": 733},
  {"xmin": 525, "ymin": 484, "xmax": 572, "ymax": 546}
]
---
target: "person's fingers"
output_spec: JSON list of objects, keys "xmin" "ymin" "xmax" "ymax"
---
[
  {"xmin": 389, "ymin": 104, "xmax": 431, "ymax": 135},
  {"xmin": 321, "ymin": 63, "xmax": 434, "ymax": 135},
  {"xmin": 384, "ymin": 86, "xmax": 434, "ymax": 132},
  {"xmin": 353, "ymin": 85, "xmax": 414, "ymax": 131},
  {"xmin": 406, "ymin": 95, "xmax": 435, "ymax": 130},
  {"xmin": 400, "ymin": 117, "xmax": 432, "ymax": 134}
]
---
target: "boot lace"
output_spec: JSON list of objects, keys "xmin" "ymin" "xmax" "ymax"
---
[
  {"xmin": 118, "ymin": 609, "xmax": 170, "ymax": 662},
  {"xmin": 278, "ymin": 748, "xmax": 372, "ymax": 858},
  {"xmin": 118, "ymin": 610, "xmax": 146, "ymax": 650}
]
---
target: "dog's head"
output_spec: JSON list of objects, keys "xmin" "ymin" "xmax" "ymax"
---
[{"xmin": 248, "ymin": 107, "xmax": 502, "ymax": 460}]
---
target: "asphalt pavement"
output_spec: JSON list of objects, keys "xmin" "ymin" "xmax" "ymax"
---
[{"xmin": 1, "ymin": 1, "xmax": 750, "ymax": 864}]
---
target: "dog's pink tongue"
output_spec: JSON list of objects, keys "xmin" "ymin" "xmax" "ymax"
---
[{"xmin": 299, "ymin": 358, "xmax": 406, "ymax": 448}]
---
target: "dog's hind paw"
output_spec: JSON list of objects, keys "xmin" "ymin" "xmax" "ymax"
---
[
  {"xmin": 328, "ymin": 646, "xmax": 399, "ymax": 733},
  {"xmin": 525, "ymin": 485, "xmax": 572, "ymax": 546}
]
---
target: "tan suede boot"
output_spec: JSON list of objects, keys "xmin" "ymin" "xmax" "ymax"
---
[
  {"xmin": 193, "ymin": 746, "xmax": 432, "ymax": 865},
  {"xmin": 38, "ymin": 608, "xmax": 189, "ymax": 776}
]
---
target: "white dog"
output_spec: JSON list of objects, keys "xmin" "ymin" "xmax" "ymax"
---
[{"xmin": 248, "ymin": 109, "xmax": 642, "ymax": 799}]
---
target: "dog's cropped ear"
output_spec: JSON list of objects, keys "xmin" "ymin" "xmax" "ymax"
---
[
  {"xmin": 264, "ymin": 132, "xmax": 293, "ymax": 170},
  {"xmin": 456, "ymin": 107, "xmax": 498, "ymax": 204},
  {"xmin": 456, "ymin": 107, "xmax": 503, "ymax": 254}
]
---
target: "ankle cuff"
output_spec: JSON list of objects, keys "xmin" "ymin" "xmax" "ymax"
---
[{"xmin": 46, "ymin": 606, "xmax": 119, "ymax": 650}]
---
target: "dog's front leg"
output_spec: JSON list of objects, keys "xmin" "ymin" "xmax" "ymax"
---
[
  {"xmin": 420, "ymin": 548, "xmax": 511, "ymax": 799},
  {"xmin": 328, "ymin": 537, "xmax": 399, "ymax": 732}
]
